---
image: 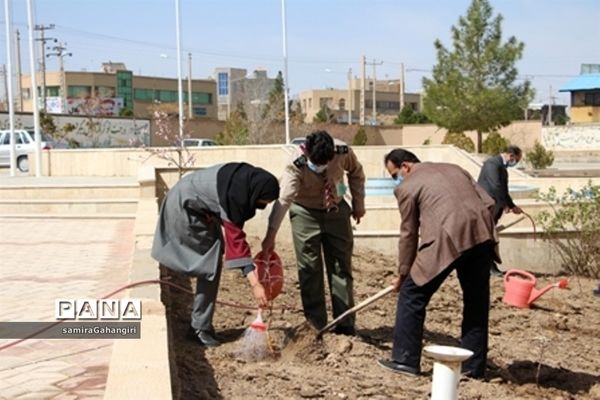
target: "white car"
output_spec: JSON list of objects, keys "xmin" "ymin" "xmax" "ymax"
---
[
  {"xmin": 290, "ymin": 137, "xmax": 306, "ymax": 146},
  {"xmin": 182, "ymin": 138, "xmax": 218, "ymax": 147},
  {"xmin": 0, "ymin": 129, "xmax": 54, "ymax": 172}
]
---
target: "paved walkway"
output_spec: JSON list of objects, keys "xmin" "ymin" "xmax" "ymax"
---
[{"xmin": 0, "ymin": 218, "xmax": 134, "ymax": 399}]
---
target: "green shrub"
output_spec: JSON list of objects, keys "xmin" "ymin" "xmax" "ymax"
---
[
  {"xmin": 422, "ymin": 138, "xmax": 431, "ymax": 145},
  {"xmin": 537, "ymin": 182, "xmax": 600, "ymax": 278},
  {"xmin": 394, "ymin": 105, "xmax": 431, "ymax": 125},
  {"xmin": 482, "ymin": 131, "xmax": 509, "ymax": 155},
  {"xmin": 353, "ymin": 127, "xmax": 367, "ymax": 146},
  {"xmin": 442, "ymin": 132, "xmax": 475, "ymax": 152},
  {"xmin": 527, "ymin": 141, "xmax": 554, "ymax": 169}
]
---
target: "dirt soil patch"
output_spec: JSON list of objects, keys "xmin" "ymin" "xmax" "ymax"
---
[{"xmin": 162, "ymin": 239, "xmax": 600, "ymax": 399}]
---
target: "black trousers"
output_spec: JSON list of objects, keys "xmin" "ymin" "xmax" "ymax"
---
[{"xmin": 391, "ymin": 241, "xmax": 493, "ymax": 377}]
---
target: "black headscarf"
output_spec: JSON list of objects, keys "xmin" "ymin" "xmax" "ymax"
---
[{"xmin": 217, "ymin": 163, "xmax": 280, "ymax": 227}]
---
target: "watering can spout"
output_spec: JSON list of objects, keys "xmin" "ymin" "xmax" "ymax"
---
[
  {"xmin": 528, "ymin": 284, "xmax": 555, "ymax": 305},
  {"xmin": 527, "ymin": 278, "xmax": 569, "ymax": 305}
]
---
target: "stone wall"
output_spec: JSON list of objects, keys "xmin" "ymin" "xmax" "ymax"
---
[{"xmin": 542, "ymin": 124, "xmax": 600, "ymax": 150}]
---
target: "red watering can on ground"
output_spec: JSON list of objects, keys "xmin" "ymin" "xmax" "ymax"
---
[{"xmin": 502, "ymin": 269, "xmax": 569, "ymax": 308}]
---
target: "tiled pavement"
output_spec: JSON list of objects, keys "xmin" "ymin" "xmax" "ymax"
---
[{"xmin": 0, "ymin": 218, "xmax": 134, "ymax": 399}]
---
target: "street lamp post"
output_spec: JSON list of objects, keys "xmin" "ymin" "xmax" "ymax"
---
[
  {"xmin": 174, "ymin": 0, "xmax": 184, "ymax": 138},
  {"xmin": 26, "ymin": 0, "xmax": 42, "ymax": 177},
  {"xmin": 3, "ymin": 0, "xmax": 16, "ymax": 176},
  {"xmin": 281, "ymin": 0, "xmax": 290, "ymax": 144}
]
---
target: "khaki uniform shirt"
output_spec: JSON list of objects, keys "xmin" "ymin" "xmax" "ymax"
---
[{"xmin": 268, "ymin": 140, "xmax": 366, "ymax": 232}]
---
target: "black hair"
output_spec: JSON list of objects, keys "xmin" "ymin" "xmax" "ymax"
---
[
  {"xmin": 384, "ymin": 148, "xmax": 421, "ymax": 167},
  {"xmin": 506, "ymin": 145, "xmax": 522, "ymax": 157},
  {"xmin": 305, "ymin": 130, "xmax": 335, "ymax": 165}
]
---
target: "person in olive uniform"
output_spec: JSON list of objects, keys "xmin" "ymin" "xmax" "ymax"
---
[{"xmin": 262, "ymin": 131, "xmax": 365, "ymax": 335}]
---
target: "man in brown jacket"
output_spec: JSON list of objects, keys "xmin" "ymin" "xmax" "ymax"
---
[{"xmin": 378, "ymin": 149, "xmax": 498, "ymax": 379}]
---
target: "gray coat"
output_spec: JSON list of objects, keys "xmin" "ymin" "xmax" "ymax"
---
[{"xmin": 151, "ymin": 165, "xmax": 231, "ymax": 280}]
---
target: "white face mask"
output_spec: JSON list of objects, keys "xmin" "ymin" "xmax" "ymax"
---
[{"xmin": 307, "ymin": 159, "xmax": 327, "ymax": 174}]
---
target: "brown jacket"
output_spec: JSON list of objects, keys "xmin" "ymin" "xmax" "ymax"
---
[
  {"xmin": 268, "ymin": 139, "xmax": 365, "ymax": 232},
  {"xmin": 395, "ymin": 162, "xmax": 498, "ymax": 286}
]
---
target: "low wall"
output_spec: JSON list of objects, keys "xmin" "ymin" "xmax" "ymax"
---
[
  {"xmin": 399, "ymin": 121, "xmax": 542, "ymax": 150},
  {"xmin": 33, "ymin": 144, "xmax": 490, "ymax": 179},
  {"xmin": 542, "ymin": 124, "xmax": 600, "ymax": 150}
]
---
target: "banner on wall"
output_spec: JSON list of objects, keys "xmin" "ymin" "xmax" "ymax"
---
[{"xmin": 66, "ymin": 97, "xmax": 124, "ymax": 116}]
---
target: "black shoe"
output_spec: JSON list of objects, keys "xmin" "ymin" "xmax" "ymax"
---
[
  {"xmin": 377, "ymin": 359, "xmax": 420, "ymax": 377},
  {"xmin": 333, "ymin": 325, "xmax": 356, "ymax": 336},
  {"xmin": 193, "ymin": 329, "xmax": 221, "ymax": 347},
  {"xmin": 461, "ymin": 369, "xmax": 484, "ymax": 380},
  {"xmin": 490, "ymin": 263, "xmax": 504, "ymax": 277}
]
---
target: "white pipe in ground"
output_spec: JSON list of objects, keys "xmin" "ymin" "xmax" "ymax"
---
[{"xmin": 423, "ymin": 345, "xmax": 473, "ymax": 400}]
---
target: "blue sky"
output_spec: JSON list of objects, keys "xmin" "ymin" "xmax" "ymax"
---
[{"xmin": 1, "ymin": 0, "xmax": 599, "ymax": 105}]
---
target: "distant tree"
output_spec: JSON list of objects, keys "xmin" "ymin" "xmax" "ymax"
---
[
  {"xmin": 442, "ymin": 131, "xmax": 475, "ymax": 153},
  {"xmin": 482, "ymin": 131, "xmax": 509, "ymax": 155},
  {"xmin": 39, "ymin": 111, "xmax": 57, "ymax": 135},
  {"xmin": 290, "ymin": 100, "xmax": 305, "ymax": 126},
  {"xmin": 352, "ymin": 126, "xmax": 367, "ymax": 145},
  {"xmin": 314, "ymin": 104, "xmax": 335, "ymax": 123},
  {"xmin": 132, "ymin": 102, "xmax": 196, "ymax": 178},
  {"xmin": 216, "ymin": 103, "xmax": 249, "ymax": 145},
  {"xmin": 423, "ymin": 0, "xmax": 533, "ymax": 153},
  {"xmin": 394, "ymin": 105, "xmax": 431, "ymax": 125},
  {"xmin": 261, "ymin": 71, "xmax": 285, "ymax": 123}
]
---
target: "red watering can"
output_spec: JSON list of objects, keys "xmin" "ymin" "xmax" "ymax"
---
[
  {"xmin": 253, "ymin": 251, "xmax": 284, "ymax": 301},
  {"xmin": 502, "ymin": 269, "xmax": 569, "ymax": 308}
]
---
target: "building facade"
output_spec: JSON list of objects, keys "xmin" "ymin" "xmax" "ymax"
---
[
  {"xmin": 19, "ymin": 64, "xmax": 217, "ymax": 119},
  {"xmin": 299, "ymin": 78, "xmax": 422, "ymax": 125},
  {"xmin": 213, "ymin": 67, "xmax": 277, "ymax": 121},
  {"xmin": 559, "ymin": 64, "xmax": 600, "ymax": 124}
]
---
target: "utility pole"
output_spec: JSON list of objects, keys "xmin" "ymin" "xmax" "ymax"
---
[
  {"xmin": 15, "ymin": 30, "xmax": 23, "ymax": 111},
  {"xmin": 399, "ymin": 63, "xmax": 405, "ymax": 112},
  {"xmin": 360, "ymin": 55, "xmax": 365, "ymax": 126},
  {"xmin": 47, "ymin": 42, "xmax": 72, "ymax": 113},
  {"xmin": 34, "ymin": 24, "xmax": 55, "ymax": 112},
  {"xmin": 347, "ymin": 67, "xmax": 352, "ymax": 125},
  {"xmin": 548, "ymin": 85, "xmax": 555, "ymax": 126},
  {"xmin": 187, "ymin": 52, "xmax": 193, "ymax": 119},
  {"xmin": 366, "ymin": 58, "xmax": 383, "ymax": 125}
]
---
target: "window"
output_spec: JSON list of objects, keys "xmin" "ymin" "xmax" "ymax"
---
[
  {"xmin": 218, "ymin": 73, "xmax": 229, "ymax": 96},
  {"xmin": 22, "ymin": 88, "xmax": 31, "ymax": 100},
  {"xmin": 584, "ymin": 91, "xmax": 600, "ymax": 106},
  {"xmin": 157, "ymin": 90, "xmax": 179, "ymax": 103},
  {"xmin": 339, "ymin": 98, "xmax": 346, "ymax": 110},
  {"xmin": 319, "ymin": 97, "xmax": 333, "ymax": 108},
  {"xmin": 191, "ymin": 92, "xmax": 212, "ymax": 105},
  {"xmin": 68, "ymin": 85, "xmax": 92, "ymax": 97},
  {"xmin": 46, "ymin": 86, "xmax": 59, "ymax": 97},
  {"xmin": 193, "ymin": 107, "xmax": 207, "ymax": 116},
  {"xmin": 134, "ymin": 88, "xmax": 155, "ymax": 101}
]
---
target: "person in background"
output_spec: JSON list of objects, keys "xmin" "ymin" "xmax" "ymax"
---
[
  {"xmin": 378, "ymin": 149, "xmax": 498, "ymax": 379},
  {"xmin": 262, "ymin": 130, "xmax": 365, "ymax": 335},
  {"xmin": 152, "ymin": 163, "xmax": 279, "ymax": 347},
  {"xmin": 477, "ymin": 145, "xmax": 523, "ymax": 276}
]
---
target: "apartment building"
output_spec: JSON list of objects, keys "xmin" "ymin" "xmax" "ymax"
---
[
  {"xmin": 213, "ymin": 67, "xmax": 277, "ymax": 121},
  {"xmin": 18, "ymin": 62, "xmax": 217, "ymax": 119},
  {"xmin": 299, "ymin": 78, "xmax": 422, "ymax": 125}
]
